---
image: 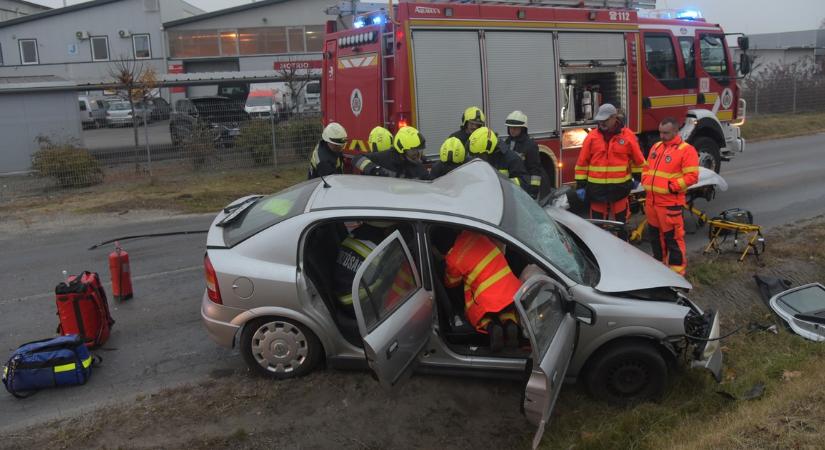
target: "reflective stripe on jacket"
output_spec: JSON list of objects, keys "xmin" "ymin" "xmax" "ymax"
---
[
  {"xmin": 641, "ymin": 137, "xmax": 700, "ymax": 206},
  {"xmin": 575, "ymin": 127, "xmax": 645, "ymax": 184},
  {"xmin": 308, "ymin": 141, "xmax": 343, "ymax": 179},
  {"xmin": 444, "ymin": 230, "xmax": 522, "ymax": 330},
  {"xmin": 333, "ymin": 236, "xmax": 377, "ymax": 306}
]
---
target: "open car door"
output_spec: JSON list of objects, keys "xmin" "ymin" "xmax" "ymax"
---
[
  {"xmin": 513, "ymin": 275, "xmax": 586, "ymax": 449},
  {"xmin": 351, "ymin": 230, "xmax": 434, "ymax": 388}
]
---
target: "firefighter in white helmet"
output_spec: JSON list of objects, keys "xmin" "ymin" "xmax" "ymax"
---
[
  {"xmin": 308, "ymin": 122, "xmax": 348, "ymax": 179},
  {"xmin": 505, "ymin": 110, "xmax": 548, "ymax": 199},
  {"xmin": 353, "ymin": 126, "xmax": 429, "ymax": 179}
]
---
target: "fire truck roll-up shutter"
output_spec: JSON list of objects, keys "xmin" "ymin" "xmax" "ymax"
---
[
  {"xmin": 485, "ymin": 31, "xmax": 557, "ymax": 136},
  {"xmin": 558, "ymin": 33, "xmax": 626, "ymax": 65},
  {"xmin": 412, "ymin": 30, "xmax": 484, "ymax": 157}
]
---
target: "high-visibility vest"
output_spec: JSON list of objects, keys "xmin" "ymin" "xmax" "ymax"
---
[
  {"xmin": 444, "ymin": 231, "xmax": 522, "ymax": 330},
  {"xmin": 575, "ymin": 127, "xmax": 645, "ymax": 185},
  {"xmin": 642, "ymin": 137, "xmax": 700, "ymax": 206},
  {"xmin": 335, "ymin": 237, "xmax": 376, "ymax": 306}
]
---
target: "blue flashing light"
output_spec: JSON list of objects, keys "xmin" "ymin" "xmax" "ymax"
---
[
  {"xmin": 372, "ymin": 15, "xmax": 384, "ymax": 25},
  {"xmin": 675, "ymin": 9, "xmax": 702, "ymax": 20},
  {"xmin": 354, "ymin": 19, "xmax": 366, "ymax": 28}
]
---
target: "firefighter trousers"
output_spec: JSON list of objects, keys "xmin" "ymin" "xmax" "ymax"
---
[
  {"xmin": 645, "ymin": 202, "xmax": 687, "ymax": 275},
  {"xmin": 476, "ymin": 306, "xmax": 518, "ymax": 333},
  {"xmin": 591, "ymin": 198, "xmax": 630, "ymax": 240}
]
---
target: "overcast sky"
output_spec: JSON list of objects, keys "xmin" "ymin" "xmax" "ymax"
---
[{"xmin": 31, "ymin": 0, "xmax": 825, "ymax": 35}]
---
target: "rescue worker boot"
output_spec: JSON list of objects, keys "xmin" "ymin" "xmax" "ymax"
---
[
  {"xmin": 504, "ymin": 321, "xmax": 519, "ymax": 349},
  {"xmin": 487, "ymin": 322, "xmax": 504, "ymax": 353}
]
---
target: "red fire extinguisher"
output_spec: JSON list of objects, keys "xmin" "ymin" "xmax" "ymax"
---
[{"xmin": 109, "ymin": 241, "xmax": 133, "ymax": 301}]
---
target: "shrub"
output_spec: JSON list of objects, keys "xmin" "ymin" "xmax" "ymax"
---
[
  {"xmin": 31, "ymin": 137, "xmax": 103, "ymax": 187},
  {"xmin": 183, "ymin": 122, "xmax": 219, "ymax": 170},
  {"xmin": 236, "ymin": 119, "xmax": 275, "ymax": 166},
  {"xmin": 277, "ymin": 116, "xmax": 322, "ymax": 158}
]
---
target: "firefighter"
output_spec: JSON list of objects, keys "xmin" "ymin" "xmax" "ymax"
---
[
  {"xmin": 429, "ymin": 136, "xmax": 466, "ymax": 179},
  {"xmin": 505, "ymin": 110, "xmax": 548, "ymax": 199},
  {"xmin": 353, "ymin": 126, "xmax": 429, "ymax": 179},
  {"xmin": 574, "ymin": 103, "xmax": 645, "ymax": 233},
  {"xmin": 468, "ymin": 127, "xmax": 529, "ymax": 191},
  {"xmin": 332, "ymin": 222, "xmax": 388, "ymax": 311},
  {"xmin": 450, "ymin": 106, "xmax": 486, "ymax": 149},
  {"xmin": 368, "ymin": 126, "xmax": 393, "ymax": 152},
  {"xmin": 642, "ymin": 117, "xmax": 700, "ymax": 275},
  {"xmin": 444, "ymin": 229, "xmax": 522, "ymax": 352},
  {"xmin": 308, "ymin": 122, "xmax": 348, "ymax": 179}
]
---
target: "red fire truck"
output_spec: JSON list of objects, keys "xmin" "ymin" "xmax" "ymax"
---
[{"xmin": 321, "ymin": 0, "xmax": 751, "ymax": 186}]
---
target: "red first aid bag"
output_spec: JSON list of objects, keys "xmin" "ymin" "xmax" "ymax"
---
[{"xmin": 55, "ymin": 272, "xmax": 115, "ymax": 348}]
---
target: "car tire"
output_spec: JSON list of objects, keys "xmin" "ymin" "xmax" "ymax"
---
[
  {"xmin": 240, "ymin": 317, "xmax": 323, "ymax": 379},
  {"xmin": 693, "ymin": 136, "xmax": 721, "ymax": 173},
  {"xmin": 585, "ymin": 341, "xmax": 668, "ymax": 406}
]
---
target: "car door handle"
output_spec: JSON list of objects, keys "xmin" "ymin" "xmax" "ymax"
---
[{"xmin": 386, "ymin": 341, "xmax": 399, "ymax": 359}]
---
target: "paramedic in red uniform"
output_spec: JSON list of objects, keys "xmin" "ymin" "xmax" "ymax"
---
[
  {"xmin": 575, "ymin": 104, "xmax": 645, "ymax": 234},
  {"xmin": 444, "ymin": 230, "xmax": 521, "ymax": 352},
  {"xmin": 642, "ymin": 117, "xmax": 700, "ymax": 276}
]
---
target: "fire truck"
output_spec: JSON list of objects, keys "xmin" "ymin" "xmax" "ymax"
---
[{"xmin": 321, "ymin": 0, "xmax": 751, "ymax": 186}]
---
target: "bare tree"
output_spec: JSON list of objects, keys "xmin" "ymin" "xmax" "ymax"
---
[
  {"xmin": 277, "ymin": 64, "xmax": 312, "ymax": 115},
  {"xmin": 108, "ymin": 58, "xmax": 158, "ymax": 172},
  {"xmin": 820, "ymin": 17, "xmax": 825, "ymax": 29}
]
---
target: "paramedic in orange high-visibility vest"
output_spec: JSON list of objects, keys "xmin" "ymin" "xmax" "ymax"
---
[
  {"xmin": 574, "ymin": 104, "xmax": 646, "ymax": 237},
  {"xmin": 642, "ymin": 117, "xmax": 700, "ymax": 276},
  {"xmin": 444, "ymin": 230, "xmax": 521, "ymax": 352}
]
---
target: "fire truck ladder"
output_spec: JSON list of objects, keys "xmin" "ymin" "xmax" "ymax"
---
[{"xmin": 380, "ymin": 22, "xmax": 396, "ymax": 129}]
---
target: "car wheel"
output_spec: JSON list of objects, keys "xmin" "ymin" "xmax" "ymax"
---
[
  {"xmin": 693, "ymin": 136, "xmax": 721, "ymax": 173},
  {"xmin": 241, "ymin": 317, "xmax": 323, "ymax": 379},
  {"xmin": 585, "ymin": 341, "xmax": 667, "ymax": 406}
]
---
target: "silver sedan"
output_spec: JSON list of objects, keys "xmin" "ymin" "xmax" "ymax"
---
[{"xmin": 201, "ymin": 161, "xmax": 722, "ymax": 445}]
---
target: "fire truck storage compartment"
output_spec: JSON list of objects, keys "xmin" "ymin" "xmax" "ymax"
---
[
  {"xmin": 411, "ymin": 30, "xmax": 558, "ymax": 155},
  {"xmin": 557, "ymin": 32, "xmax": 628, "ymax": 126}
]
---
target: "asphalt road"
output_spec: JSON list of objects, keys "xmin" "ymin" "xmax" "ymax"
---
[{"xmin": 1, "ymin": 133, "xmax": 824, "ymax": 431}]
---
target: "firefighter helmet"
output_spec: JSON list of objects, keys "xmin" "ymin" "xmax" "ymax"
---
[
  {"xmin": 439, "ymin": 137, "xmax": 466, "ymax": 164},
  {"xmin": 505, "ymin": 110, "xmax": 528, "ymax": 128},
  {"xmin": 368, "ymin": 126, "xmax": 393, "ymax": 152},
  {"xmin": 393, "ymin": 126, "xmax": 426, "ymax": 154},
  {"xmin": 321, "ymin": 122, "xmax": 348, "ymax": 146},
  {"xmin": 461, "ymin": 106, "xmax": 486, "ymax": 127},
  {"xmin": 468, "ymin": 127, "xmax": 498, "ymax": 155}
]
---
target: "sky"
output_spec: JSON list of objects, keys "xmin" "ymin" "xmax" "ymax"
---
[{"xmin": 30, "ymin": 0, "xmax": 825, "ymax": 35}]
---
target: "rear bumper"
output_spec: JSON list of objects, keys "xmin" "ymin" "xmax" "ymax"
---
[{"xmin": 201, "ymin": 292, "xmax": 240, "ymax": 348}]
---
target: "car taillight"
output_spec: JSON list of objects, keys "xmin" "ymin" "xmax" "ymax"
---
[{"xmin": 204, "ymin": 253, "xmax": 222, "ymax": 305}]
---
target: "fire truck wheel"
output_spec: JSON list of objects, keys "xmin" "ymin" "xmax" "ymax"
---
[{"xmin": 693, "ymin": 136, "xmax": 721, "ymax": 173}]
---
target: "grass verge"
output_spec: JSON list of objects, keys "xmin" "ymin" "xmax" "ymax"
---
[{"xmin": 740, "ymin": 112, "xmax": 825, "ymax": 142}]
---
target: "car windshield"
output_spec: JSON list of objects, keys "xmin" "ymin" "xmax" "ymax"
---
[
  {"xmin": 779, "ymin": 285, "xmax": 825, "ymax": 315},
  {"xmin": 306, "ymin": 83, "xmax": 320, "ymax": 94},
  {"xmin": 246, "ymin": 96, "xmax": 274, "ymax": 107},
  {"xmin": 109, "ymin": 102, "xmax": 130, "ymax": 111},
  {"xmin": 499, "ymin": 179, "xmax": 595, "ymax": 285},
  {"xmin": 222, "ymin": 179, "xmax": 320, "ymax": 247}
]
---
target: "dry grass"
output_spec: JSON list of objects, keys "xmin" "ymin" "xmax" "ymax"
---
[{"xmin": 741, "ymin": 112, "xmax": 825, "ymax": 142}]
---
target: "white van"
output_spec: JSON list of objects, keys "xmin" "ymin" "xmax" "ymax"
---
[{"xmin": 78, "ymin": 96, "xmax": 108, "ymax": 128}]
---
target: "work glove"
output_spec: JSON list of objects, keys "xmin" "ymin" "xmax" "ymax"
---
[
  {"xmin": 576, "ymin": 188, "xmax": 586, "ymax": 202},
  {"xmin": 373, "ymin": 167, "xmax": 395, "ymax": 177}
]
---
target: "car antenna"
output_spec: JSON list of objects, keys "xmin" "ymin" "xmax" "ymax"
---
[{"xmin": 319, "ymin": 174, "xmax": 331, "ymax": 188}]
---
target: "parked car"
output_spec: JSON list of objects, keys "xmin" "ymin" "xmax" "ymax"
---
[
  {"xmin": 147, "ymin": 97, "xmax": 172, "ymax": 121},
  {"xmin": 200, "ymin": 161, "xmax": 722, "ymax": 442},
  {"xmin": 244, "ymin": 94, "xmax": 279, "ymax": 119},
  {"xmin": 170, "ymin": 96, "xmax": 249, "ymax": 147},
  {"xmin": 78, "ymin": 96, "xmax": 108, "ymax": 128},
  {"xmin": 104, "ymin": 101, "xmax": 151, "ymax": 127}
]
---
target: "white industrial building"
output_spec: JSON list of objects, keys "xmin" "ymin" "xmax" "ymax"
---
[
  {"xmin": 734, "ymin": 29, "xmax": 825, "ymax": 76},
  {"xmin": 0, "ymin": 0, "xmax": 50, "ymax": 22}
]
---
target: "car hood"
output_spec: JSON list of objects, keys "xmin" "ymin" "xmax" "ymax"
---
[{"xmin": 545, "ymin": 206, "xmax": 692, "ymax": 293}]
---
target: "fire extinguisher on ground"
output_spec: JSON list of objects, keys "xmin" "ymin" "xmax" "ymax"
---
[{"xmin": 109, "ymin": 241, "xmax": 133, "ymax": 301}]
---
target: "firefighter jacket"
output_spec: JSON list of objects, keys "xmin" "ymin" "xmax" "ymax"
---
[
  {"xmin": 575, "ymin": 126, "xmax": 645, "ymax": 203},
  {"xmin": 489, "ymin": 144, "xmax": 529, "ymax": 191},
  {"xmin": 353, "ymin": 150, "xmax": 429, "ymax": 180},
  {"xmin": 444, "ymin": 230, "xmax": 522, "ymax": 330},
  {"xmin": 429, "ymin": 161, "xmax": 462, "ymax": 179},
  {"xmin": 506, "ymin": 132, "xmax": 545, "ymax": 197},
  {"xmin": 308, "ymin": 141, "xmax": 343, "ymax": 179},
  {"xmin": 642, "ymin": 136, "xmax": 700, "ymax": 207},
  {"xmin": 449, "ymin": 128, "xmax": 472, "ymax": 150},
  {"xmin": 332, "ymin": 224, "xmax": 385, "ymax": 306}
]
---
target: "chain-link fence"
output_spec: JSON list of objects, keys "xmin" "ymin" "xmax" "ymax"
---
[
  {"xmin": 739, "ymin": 57, "xmax": 825, "ymax": 116},
  {"xmin": 1, "ymin": 92, "xmax": 321, "ymax": 203}
]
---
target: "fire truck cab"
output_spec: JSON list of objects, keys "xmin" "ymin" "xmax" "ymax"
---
[{"xmin": 322, "ymin": 0, "xmax": 750, "ymax": 188}]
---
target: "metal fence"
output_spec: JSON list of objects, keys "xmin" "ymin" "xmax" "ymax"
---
[
  {"xmin": 1, "ymin": 94, "xmax": 322, "ymax": 203},
  {"xmin": 740, "ymin": 74, "xmax": 825, "ymax": 116}
]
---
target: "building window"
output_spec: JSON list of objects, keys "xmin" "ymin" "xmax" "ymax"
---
[
  {"xmin": 19, "ymin": 39, "xmax": 38, "ymax": 65},
  {"xmin": 287, "ymin": 27, "xmax": 305, "ymax": 53},
  {"xmin": 644, "ymin": 34, "xmax": 678, "ymax": 81},
  {"xmin": 238, "ymin": 26, "xmax": 287, "ymax": 55},
  {"xmin": 168, "ymin": 30, "xmax": 219, "ymax": 58},
  {"xmin": 700, "ymin": 34, "xmax": 729, "ymax": 78},
  {"xmin": 133, "ymin": 34, "xmax": 151, "ymax": 59},
  {"xmin": 219, "ymin": 30, "xmax": 239, "ymax": 56},
  {"xmin": 305, "ymin": 25, "xmax": 324, "ymax": 52},
  {"xmin": 91, "ymin": 36, "xmax": 109, "ymax": 61}
]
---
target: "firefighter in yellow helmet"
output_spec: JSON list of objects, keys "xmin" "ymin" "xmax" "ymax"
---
[
  {"xmin": 429, "ymin": 136, "xmax": 466, "ymax": 179},
  {"xmin": 505, "ymin": 110, "xmax": 548, "ymax": 199},
  {"xmin": 368, "ymin": 126, "xmax": 393, "ymax": 152},
  {"xmin": 353, "ymin": 126, "xmax": 429, "ymax": 179},
  {"xmin": 308, "ymin": 122, "xmax": 347, "ymax": 179},
  {"xmin": 450, "ymin": 106, "xmax": 486, "ymax": 150},
  {"xmin": 469, "ymin": 127, "xmax": 529, "ymax": 190}
]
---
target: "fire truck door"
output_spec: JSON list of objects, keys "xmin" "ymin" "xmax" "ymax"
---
[
  {"xmin": 641, "ymin": 32, "xmax": 688, "ymax": 129},
  {"xmin": 335, "ymin": 42, "xmax": 383, "ymax": 153}
]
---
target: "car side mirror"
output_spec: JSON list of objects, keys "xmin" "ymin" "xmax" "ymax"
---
[
  {"xmin": 572, "ymin": 302, "xmax": 595, "ymax": 326},
  {"xmin": 739, "ymin": 53, "xmax": 751, "ymax": 75},
  {"xmin": 737, "ymin": 36, "xmax": 749, "ymax": 51}
]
